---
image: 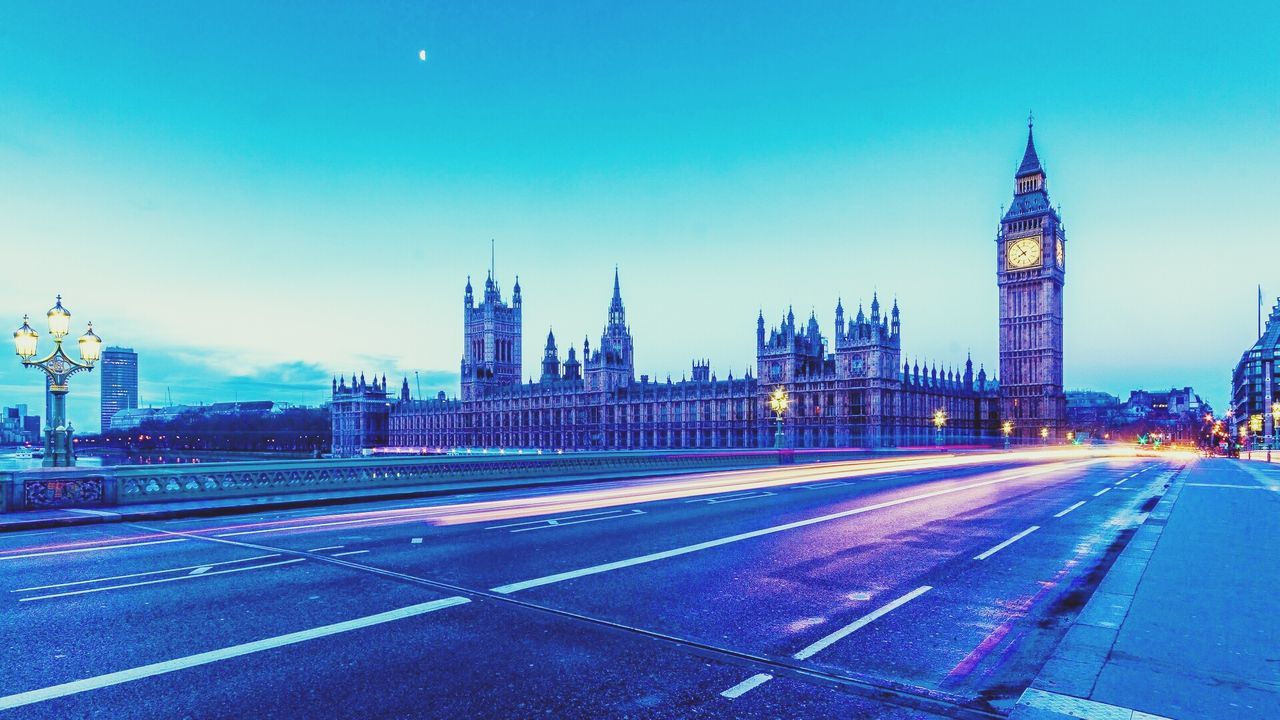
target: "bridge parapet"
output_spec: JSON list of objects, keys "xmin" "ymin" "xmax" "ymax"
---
[{"xmin": 1, "ymin": 449, "xmax": 816, "ymax": 513}]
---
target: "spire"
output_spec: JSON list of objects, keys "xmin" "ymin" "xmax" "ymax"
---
[
  {"xmin": 612, "ymin": 266, "xmax": 621, "ymax": 303},
  {"xmin": 1016, "ymin": 111, "xmax": 1043, "ymax": 178}
]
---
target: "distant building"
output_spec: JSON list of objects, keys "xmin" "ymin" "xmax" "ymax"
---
[
  {"xmin": 100, "ymin": 346, "xmax": 139, "ymax": 432},
  {"xmin": 1, "ymin": 405, "xmax": 41, "ymax": 445},
  {"xmin": 1067, "ymin": 387, "xmax": 1210, "ymax": 441},
  {"xmin": 107, "ymin": 401, "xmax": 280, "ymax": 432},
  {"xmin": 1232, "ymin": 297, "xmax": 1280, "ymax": 445}
]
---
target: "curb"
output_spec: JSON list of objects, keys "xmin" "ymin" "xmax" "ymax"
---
[{"xmin": 1008, "ymin": 464, "xmax": 1188, "ymax": 720}]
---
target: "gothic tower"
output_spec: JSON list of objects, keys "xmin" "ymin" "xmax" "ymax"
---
[
  {"xmin": 584, "ymin": 269, "xmax": 635, "ymax": 392},
  {"xmin": 997, "ymin": 118, "xmax": 1067, "ymax": 440},
  {"xmin": 460, "ymin": 272, "xmax": 523, "ymax": 401}
]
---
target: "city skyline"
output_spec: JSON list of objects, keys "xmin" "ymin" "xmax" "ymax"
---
[{"xmin": 2, "ymin": 3, "xmax": 1277, "ymax": 431}]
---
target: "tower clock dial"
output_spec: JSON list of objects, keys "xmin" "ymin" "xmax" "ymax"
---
[{"xmin": 1006, "ymin": 235, "xmax": 1042, "ymax": 269}]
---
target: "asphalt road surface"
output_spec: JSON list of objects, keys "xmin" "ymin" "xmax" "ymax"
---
[{"xmin": 0, "ymin": 450, "xmax": 1181, "ymax": 719}]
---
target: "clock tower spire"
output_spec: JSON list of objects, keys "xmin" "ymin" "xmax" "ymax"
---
[{"xmin": 997, "ymin": 116, "xmax": 1067, "ymax": 441}]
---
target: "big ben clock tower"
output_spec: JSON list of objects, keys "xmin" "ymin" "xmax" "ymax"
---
[{"xmin": 997, "ymin": 117, "xmax": 1067, "ymax": 441}]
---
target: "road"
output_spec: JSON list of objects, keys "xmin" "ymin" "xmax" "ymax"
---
[{"xmin": 0, "ymin": 450, "xmax": 1182, "ymax": 719}]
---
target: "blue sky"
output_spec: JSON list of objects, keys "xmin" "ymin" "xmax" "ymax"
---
[{"xmin": 1, "ymin": 2, "xmax": 1276, "ymax": 431}]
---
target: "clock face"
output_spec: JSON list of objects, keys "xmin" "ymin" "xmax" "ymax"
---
[
  {"xmin": 1006, "ymin": 235, "xmax": 1042, "ymax": 269},
  {"xmin": 1056, "ymin": 238, "xmax": 1064, "ymax": 268}
]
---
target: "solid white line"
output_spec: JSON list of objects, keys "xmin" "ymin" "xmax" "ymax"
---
[
  {"xmin": 491, "ymin": 462, "xmax": 1103, "ymax": 594},
  {"xmin": 0, "ymin": 596, "xmax": 470, "ymax": 710},
  {"xmin": 18, "ymin": 559, "xmax": 305, "ymax": 602},
  {"xmin": 0, "ymin": 538, "xmax": 186, "ymax": 561},
  {"xmin": 11, "ymin": 554, "xmax": 281, "ymax": 592},
  {"xmin": 1053, "ymin": 501, "xmax": 1086, "ymax": 518},
  {"xmin": 0, "ymin": 530, "xmax": 56, "ymax": 540},
  {"xmin": 792, "ymin": 586, "xmax": 932, "ymax": 660},
  {"xmin": 330, "ymin": 550, "xmax": 369, "ymax": 558},
  {"xmin": 1093, "ymin": 488, "xmax": 1111, "ymax": 497},
  {"xmin": 974, "ymin": 526, "xmax": 1040, "ymax": 561},
  {"xmin": 720, "ymin": 673, "xmax": 773, "ymax": 698},
  {"xmin": 685, "ymin": 491, "xmax": 776, "ymax": 504},
  {"xmin": 307, "ymin": 546, "xmax": 344, "ymax": 552}
]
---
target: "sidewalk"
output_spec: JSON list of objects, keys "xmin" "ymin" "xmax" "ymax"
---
[{"xmin": 1011, "ymin": 458, "xmax": 1280, "ymax": 720}]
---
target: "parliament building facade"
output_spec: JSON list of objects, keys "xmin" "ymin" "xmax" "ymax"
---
[{"xmin": 331, "ymin": 125, "xmax": 1068, "ymax": 456}]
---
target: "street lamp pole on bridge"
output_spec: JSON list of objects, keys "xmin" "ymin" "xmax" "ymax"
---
[{"xmin": 12, "ymin": 296, "xmax": 103, "ymax": 468}]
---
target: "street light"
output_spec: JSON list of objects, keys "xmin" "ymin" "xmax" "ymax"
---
[
  {"xmin": 1040, "ymin": 426, "xmax": 1049, "ymax": 446},
  {"xmin": 933, "ymin": 408, "xmax": 947, "ymax": 449},
  {"xmin": 12, "ymin": 295, "xmax": 103, "ymax": 467},
  {"xmin": 769, "ymin": 386, "xmax": 789, "ymax": 449},
  {"xmin": 1001, "ymin": 421, "xmax": 1013, "ymax": 451}
]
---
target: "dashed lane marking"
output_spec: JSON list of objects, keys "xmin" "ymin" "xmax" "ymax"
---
[
  {"xmin": 485, "ymin": 509, "xmax": 646, "ymax": 533},
  {"xmin": 685, "ymin": 491, "xmax": 776, "ymax": 504},
  {"xmin": 1053, "ymin": 501, "xmax": 1086, "ymax": 518},
  {"xmin": 491, "ymin": 460, "xmax": 1108, "ymax": 594},
  {"xmin": 410, "ymin": 538, "xmax": 423, "ymax": 544},
  {"xmin": 720, "ymin": 673, "xmax": 773, "ymax": 699},
  {"xmin": 331, "ymin": 550, "xmax": 369, "ymax": 558},
  {"xmin": 973, "ymin": 526, "xmax": 1040, "ymax": 561},
  {"xmin": 307, "ymin": 546, "xmax": 344, "ymax": 553},
  {"xmin": 793, "ymin": 586, "xmax": 932, "ymax": 660},
  {"xmin": 0, "ymin": 597, "xmax": 470, "ymax": 710},
  {"xmin": 1094, "ymin": 487, "xmax": 1111, "ymax": 497}
]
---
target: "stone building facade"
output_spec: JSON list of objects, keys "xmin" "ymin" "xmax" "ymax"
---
[
  {"xmin": 331, "ymin": 125, "xmax": 1079, "ymax": 455},
  {"xmin": 333, "ymin": 271, "xmax": 1000, "ymax": 454}
]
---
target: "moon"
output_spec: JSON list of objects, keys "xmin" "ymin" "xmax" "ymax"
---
[{"xmin": 418, "ymin": 49, "xmax": 427, "ymax": 61}]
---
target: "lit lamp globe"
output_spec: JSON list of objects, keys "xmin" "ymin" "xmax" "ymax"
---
[
  {"xmin": 13, "ymin": 316, "xmax": 38, "ymax": 359},
  {"xmin": 47, "ymin": 295, "xmax": 71, "ymax": 339},
  {"xmin": 78, "ymin": 322, "xmax": 102, "ymax": 364}
]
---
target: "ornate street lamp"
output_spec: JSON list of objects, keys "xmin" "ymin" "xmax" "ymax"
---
[
  {"xmin": 12, "ymin": 296, "xmax": 103, "ymax": 467},
  {"xmin": 933, "ymin": 408, "xmax": 947, "ymax": 449},
  {"xmin": 769, "ymin": 386, "xmax": 789, "ymax": 449},
  {"xmin": 1001, "ymin": 420, "xmax": 1014, "ymax": 450},
  {"xmin": 1040, "ymin": 426, "xmax": 1050, "ymax": 446}
]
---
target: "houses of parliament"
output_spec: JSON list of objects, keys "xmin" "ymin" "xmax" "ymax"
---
[{"xmin": 331, "ymin": 123, "xmax": 1068, "ymax": 455}]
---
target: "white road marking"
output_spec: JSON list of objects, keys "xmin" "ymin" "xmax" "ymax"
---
[
  {"xmin": 410, "ymin": 538, "xmax": 423, "ymax": 544},
  {"xmin": 794, "ymin": 480, "xmax": 852, "ymax": 490},
  {"xmin": 1093, "ymin": 488, "xmax": 1111, "ymax": 497},
  {"xmin": 720, "ymin": 673, "xmax": 773, "ymax": 698},
  {"xmin": 486, "ymin": 509, "xmax": 646, "ymax": 533},
  {"xmin": 1114, "ymin": 478, "xmax": 1128, "ymax": 485},
  {"xmin": 0, "ymin": 530, "xmax": 55, "ymax": 540},
  {"xmin": 1017, "ymin": 687, "xmax": 1173, "ymax": 720},
  {"xmin": 10, "ymin": 554, "xmax": 283, "ymax": 593},
  {"xmin": 307, "ymin": 546, "xmax": 345, "ymax": 552},
  {"xmin": 685, "ymin": 490, "xmax": 777, "ymax": 504},
  {"xmin": 1053, "ymin": 501, "xmax": 1086, "ymax": 518},
  {"xmin": 17, "ymin": 559, "xmax": 305, "ymax": 602},
  {"xmin": 66, "ymin": 508, "xmax": 119, "ymax": 518},
  {"xmin": 0, "ymin": 538, "xmax": 186, "ymax": 561},
  {"xmin": 188, "ymin": 566, "xmax": 211, "ymax": 576},
  {"xmin": 0, "ymin": 597, "xmax": 470, "ymax": 710},
  {"xmin": 330, "ymin": 550, "xmax": 369, "ymax": 558},
  {"xmin": 974, "ymin": 526, "xmax": 1040, "ymax": 561},
  {"xmin": 793, "ymin": 586, "xmax": 932, "ymax": 660},
  {"xmin": 491, "ymin": 461, "xmax": 1105, "ymax": 594}
]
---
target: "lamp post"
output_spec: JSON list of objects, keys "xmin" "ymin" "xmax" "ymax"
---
[
  {"xmin": 769, "ymin": 386, "xmax": 789, "ymax": 449},
  {"xmin": 1270, "ymin": 402, "xmax": 1280, "ymax": 463},
  {"xmin": 1040, "ymin": 426, "xmax": 1049, "ymax": 446},
  {"xmin": 933, "ymin": 408, "xmax": 947, "ymax": 449},
  {"xmin": 12, "ymin": 296, "xmax": 102, "ymax": 467},
  {"xmin": 1002, "ymin": 421, "xmax": 1013, "ymax": 450}
]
